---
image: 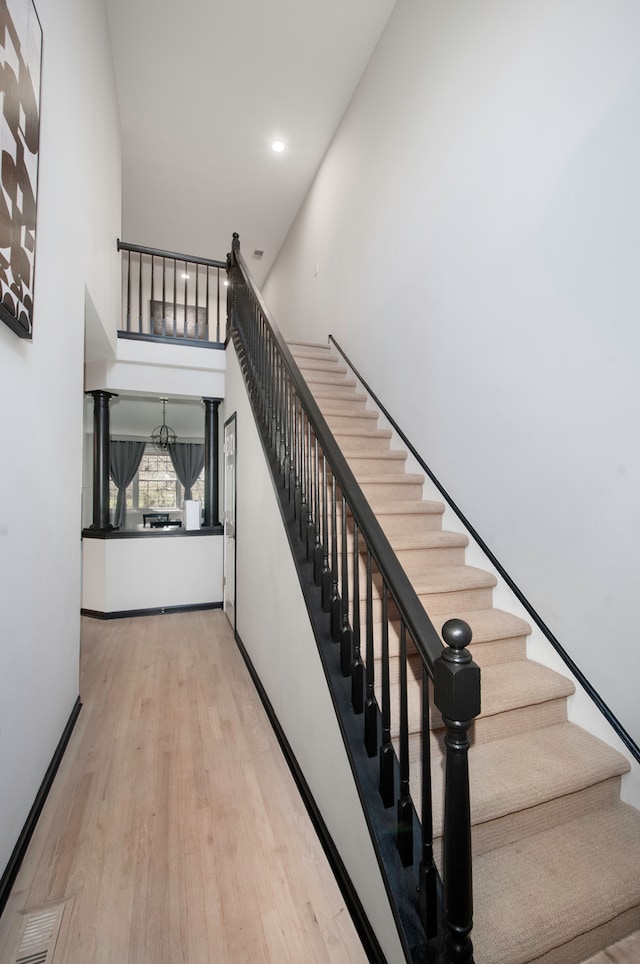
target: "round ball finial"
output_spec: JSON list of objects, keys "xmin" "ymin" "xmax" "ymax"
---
[{"xmin": 441, "ymin": 618, "xmax": 472, "ymax": 651}]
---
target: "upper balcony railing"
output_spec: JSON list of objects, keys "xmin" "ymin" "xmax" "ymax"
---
[{"xmin": 117, "ymin": 239, "xmax": 228, "ymax": 346}]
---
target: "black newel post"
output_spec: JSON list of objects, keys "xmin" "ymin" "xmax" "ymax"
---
[
  {"xmin": 88, "ymin": 390, "xmax": 116, "ymax": 531},
  {"xmin": 226, "ymin": 232, "xmax": 240, "ymax": 338},
  {"xmin": 433, "ymin": 618, "xmax": 480, "ymax": 964},
  {"xmin": 202, "ymin": 397, "xmax": 221, "ymax": 527}
]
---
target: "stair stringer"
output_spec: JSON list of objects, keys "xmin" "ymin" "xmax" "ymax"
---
[{"xmin": 225, "ymin": 339, "xmax": 412, "ymax": 964}]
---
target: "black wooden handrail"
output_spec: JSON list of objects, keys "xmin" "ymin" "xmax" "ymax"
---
[
  {"xmin": 233, "ymin": 244, "xmax": 445, "ymax": 671},
  {"xmin": 228, "ymin": 232, "xmax": 479, "ymax": 963},
  {"xmin": 117, "ymin": 238, "xmax": 227, "ymax": 269}
]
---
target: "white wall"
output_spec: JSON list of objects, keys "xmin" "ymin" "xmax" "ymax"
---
[
  {"xmin": 82, "ymin": 535, "xmax": 223, "ymax": 614},
  {"xmin": 263, "ymin": 0, "xmax": 640, "ymax": 747},
  {"xmin": 0, "ymin": 0, "xmax": 121, "ymax": 873},
  {"xmin": 223, "ymin": 344, "xmax": 406, "ymax": 963}
]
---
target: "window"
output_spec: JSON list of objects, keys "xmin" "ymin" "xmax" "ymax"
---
[{"xmin": 109, "ymin": 445, "xmax": 204, "ymax": 510}]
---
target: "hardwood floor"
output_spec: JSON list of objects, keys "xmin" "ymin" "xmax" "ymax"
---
[{"xmin": 0, "ymin": 611, "xmax": 368, "ymax": 964}]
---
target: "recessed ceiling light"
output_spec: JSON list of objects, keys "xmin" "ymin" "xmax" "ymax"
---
[{"xmin": 271, "ymin": 140, "xmax": 285, "ymax": 153}]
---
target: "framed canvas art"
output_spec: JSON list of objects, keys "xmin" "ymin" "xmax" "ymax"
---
[{"xmin": 0, "ymin": 0, "xmax": 42, "ymax": 339}]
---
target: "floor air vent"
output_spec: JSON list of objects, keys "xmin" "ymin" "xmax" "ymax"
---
[{"xmin": 7, "ymin": 901, "xmax": 68, "ymax": 964}]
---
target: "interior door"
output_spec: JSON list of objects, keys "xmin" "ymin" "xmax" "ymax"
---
[{"xmin": 223, "ymin": 414, "xmax": 236, "ymax": 629}]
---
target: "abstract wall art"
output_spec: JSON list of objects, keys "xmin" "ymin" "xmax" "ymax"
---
[{"xmin": 0, "ymin": 0, "xmax": 42, "ymax": 339}]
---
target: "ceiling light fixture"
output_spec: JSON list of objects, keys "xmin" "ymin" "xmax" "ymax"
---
[
  {"xmin": 151, "ymin": 397, "xmax": 177, "ymax": 452},
  {"xmin": 271, "ymin": 140, "xmax": 285, "ymax": 153}
]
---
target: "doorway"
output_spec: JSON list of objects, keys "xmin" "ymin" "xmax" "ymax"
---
[{"xmin": 223, "ymin": 414, "xmax": 236, "ymax": 629}]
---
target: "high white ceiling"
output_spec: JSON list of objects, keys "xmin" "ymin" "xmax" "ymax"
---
[{"xmin": 106, "ymin": 0, "xmax": 396, "ymax": 285}]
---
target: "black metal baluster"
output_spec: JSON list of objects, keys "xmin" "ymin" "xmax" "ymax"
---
[
  {"xmin": 306, "ymin": 421, "xmax": 315, "ymax": 560},
  {"xmin": 215, "ymin": 266, "xmax": 220, "ymax": 342},
  {"xmin": 206, "ymin": 265, "xmax": 210, "ymax": 341},
  {"xmin": 150, "ymin": 255, "xmax": 155, "ymax": 335},
  {"xmin": 330, "ymin": 476, "xmax": 341, "ymax": 642},
  {"xmin": 268, "ymin": 335, "xmax": 275, "ymax": 443},
  {"xmin": 126, "ymin": 250, "xmax": 131, "ymax": 332},
  {"xmin": 364, "ymin": 547, "xmax": 377, "ymax": 757},
  {"xmin": 435, "ymin": 619, "xmax": 479, "ymax": 964},
  {"xmin": 138, "ymin": 252, "xmax": 142, "ymax": 333},
  {"xmin": 268, "ymin": 336, "xmax": 274, "ymax": 444},
  {"xmin": 340, "ymin": 495, "xmax": 352, "ymax": 677},
  {"xmin": 420, "ymin": 663, "xmax": 438, "ymax": 942},
  {"xmin": 172, "ymin": 257, "xmax": 177, "ymax": 337},
  {"xmin": 379, "ymin": 583, "xmax": 394, "ymax": 807},
  {"xmin": 271, "ymin": 335, "xmax": 276, "ymax": 437},
  {"xmin": 195, "ymin": 262, "xmax": 200, "ymax": 340},
  {"xmin": 320, "ymin": 455, "xmax": 331, "ymax": 611},
  {"xmin": 313, "ymin": 437, "xmax": 322, "ymax": 582},
  {"xmin": 287, "ymin": 378, "xmax": 295, "ymax": 499},
  {"xmin": 162, "ymin": 257, "xmax": 166, "ymax": 336},
  {"xmin": 183, "ymin": 260, "xmax": 188, "ymax": 337},
  {"xmin": 299, "ymin": 412, "xmax": 308, "ymax": 542},
  {"xmin": 293, "ymin": 395, "xmax": 301, "ymax": 524},
  {"xmin": 277, "ymin": 361, "xmax": 285, "ymax": 473},
  {"xmin": 397, "ymin": 622, "xmax": 413, "ymax": 866},
  {"xmin": 351, "ymin": 521, "xmax": 364, "ymax": 713}
]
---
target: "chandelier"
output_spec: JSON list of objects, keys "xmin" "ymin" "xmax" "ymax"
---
[{"xmin": 151, "ymin": 397, "xmax": 177, "ymax": 452}]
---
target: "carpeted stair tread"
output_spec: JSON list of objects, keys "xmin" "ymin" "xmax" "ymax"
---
[
  {"xmin": 303, "ymin": 370, "xmax": 358, "ymax": 386},
  {"xmin": 471, "ymin": 804, "xmax": 640, "ymax": 964},
  {"xmin": 291, "ymin": 355, "xmax": 347, "ymax": 373},
  {"xmin": 288, "ymin": 341, "xmax": 334, "ymax": 359},
  {"xmin": 389, "ymin": 530, "xmax": 469, "ymax": 551},
  {"xmin": 317, "ymin": 396, "xmax": 369, "ymax": 413},
  {"xmin": 413, "ymin": 723, "xmax": 630, "ymax": 847},
  {"xmin": 474, "ymin": 659, "xmax": 574, "ymax": 718},
  {"xmin": 373, "ymin": 500, "xmax": 445, "ymax": 516},
  {"xmin": 312, "ymin": 384, "xmax": 368, "ymax": 400},
  {"xmin": 462, "ymin": 723, "xmax": 628, "ymax": 828},
  {"xmin": 374, "ymin": 608, "xmax": 530, "ymax": 665},
  {"xmin": 330, "ymin": 426, "xmax": 393, "ymax": 439},
  {"xmin": 324, "ymin": 409, "xmax": 379, "ymax": 423},
  {"xmin": 395, "ymin": 659, "xmax": 574, "ymax": 738},
  {"xmin": 399, "ymin": 563, "xmax": 497, "ymax": 595},
  {"xmin": 356, "ymin": 470, "xmax": 424, "ymax": 483},
  {"xmin": 345, "ymin": 448, "xmax": 408, "ymax": 462}
]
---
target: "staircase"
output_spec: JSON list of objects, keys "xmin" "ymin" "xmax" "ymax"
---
[{"xmin": 288, "ymin": 340, "xmax": 640, "ymax": 964}]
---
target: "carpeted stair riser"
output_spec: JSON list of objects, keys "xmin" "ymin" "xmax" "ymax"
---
[
  {"xmin": 323, "ymin": 411, "xmax": 381, "ymax": 432},
  {"xmin": 381, "ymin": 635, "xmax": 527, "ymax": 670},
  {"xmin": 343, "ymin": 453, "xmax": 409, "ymax": 475},
  {"xmin": 330, "ymin": 499, "xmax": 446, "ymax": 538},
  {"xmin": 333, "ymin": 537, "xmax": 471, "ymax": 588},
  {"xmin": 334, "ymin": 432, "xmax": 396, "ymax": 455},
  {"xmin": 313, "ymin": 384, "xmax": 370, "ymax": 401},
  {"xmin": 304, "ymin": 370, "xmax": 358, "ymax": 386},
  {"xmin": 316, "ymin": 395, "xmax": 370, "ymax": 414},
  {"xmin": 287, "ymin": 341, "xmax": 640, "ymax": 964},
  {"xmin": 382, "ymin": 664, "xmax": 574, "ymax": 744}
]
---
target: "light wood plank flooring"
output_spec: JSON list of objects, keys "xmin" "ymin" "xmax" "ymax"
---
[{"xmin": 0, "ymin": 611, "xmax": 368, "ymax": 964}]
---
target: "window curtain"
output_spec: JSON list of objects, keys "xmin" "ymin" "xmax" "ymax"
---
[
  {"xmin": 168, "ymin": 442, "xmax": 205, "ymax": 501},
  {"xmin": 109, "ymin": 440, "xmax": 145, "ymax": 528}
]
